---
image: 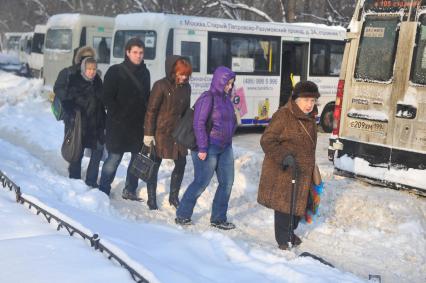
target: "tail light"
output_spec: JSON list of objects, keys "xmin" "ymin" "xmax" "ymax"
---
[{"xmin": 332, "ymin": 80, "xmax": 345, "ymax": 136}]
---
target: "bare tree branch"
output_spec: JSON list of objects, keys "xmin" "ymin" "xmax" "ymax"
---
[
  {"xmin": 29, "ymin": 0, "xmax": 49, "ymax": 18},
  {"xmin": 326, "ymin": 0, "xmax": 344, "ymax": 19},
  {"xmin": 133, "ymin": 0, "xmax": 148, "ymax": 12},
  {"xmin": 299, "ymin": 12, "xmax": 329, "ymax": 23},
  {"xmin": 205, "ymin": 0, "xmax": 274, "ymax": 22}
]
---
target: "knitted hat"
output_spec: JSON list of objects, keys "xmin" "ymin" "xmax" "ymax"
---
[{"xmin": 292, "ymin": 81, "xmax": 320, "ymax": 100}]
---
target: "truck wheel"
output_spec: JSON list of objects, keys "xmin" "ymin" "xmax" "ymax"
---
[{"xmin": 320, "ymin": 103, "xmax": 335, "ymax": 133}]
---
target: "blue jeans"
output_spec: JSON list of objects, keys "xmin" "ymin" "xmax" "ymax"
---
[
  {"xmin": 69, "ymin": 145, "xmax": 103, "ymax": 185},
  {"xmin": 176, "ymin": 144, "xmax": 234, "ymax": 223},
  {"xmin": 99, "ymin": 151, "xmax": 139, "ymax": 196}
]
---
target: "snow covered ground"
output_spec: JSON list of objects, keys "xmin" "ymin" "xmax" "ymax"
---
[{"xmin": 0, "ymin": 70, "xmax": 425, "ymax": 283}]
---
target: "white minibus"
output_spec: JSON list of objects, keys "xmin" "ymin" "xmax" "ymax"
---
[
  {"xmin": 111, "ymin": 13, "xmax": 345, "ymax": 131},
  {"xmin": 329, "ymin": 0, "xmax": 426, "ymax": 195},
  {"xmin": 28, "ymin": 24, "xmax": 47, "ymax": 78},
  {"xmin": 43, "ymin": 14, "xmax": 114, "ymax": 88}
]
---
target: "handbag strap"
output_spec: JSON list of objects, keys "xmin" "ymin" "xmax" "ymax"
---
[
  {"xmin": 298, "ymin": 120, "xmax": 315, "ymax": 147},
  {"xmin": 120, "ymin": 63, "xmax": 144, "ymax": 93},
  {"xmin": 289, "ymin": 108, "xmax": 315, "ymax": 147},
  {"xmin": 141, "ymin": 143, "xmax": 156, "ymax": 158}
]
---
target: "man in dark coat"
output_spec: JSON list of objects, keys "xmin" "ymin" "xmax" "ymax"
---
[{"xmin": 98, "ymin": 37, "xmax": 151, "ymax": 200}]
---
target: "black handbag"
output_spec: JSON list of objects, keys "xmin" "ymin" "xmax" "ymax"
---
[
  {"xmin": 129, "ymin": 145, "xmax": 158, "ymax": 182},
  {"xmin": 61, "ymin": 110, "xmax": 82, "ymax": 162},
  {"xmin": 172, "ymin": 107, "xmax": 197, "ymax": 150},
  {"xmin": 172, "ymin": 95, "xmax": 214, "ymax": 151}
]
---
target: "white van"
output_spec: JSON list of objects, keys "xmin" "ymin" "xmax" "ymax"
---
[
  {"xmin": 43, "ymin": 14, "xmax": 114, "ymax": 88},
  {"xmin": 329, "ymin": 0, "xmax": 426, "ymax": 195},
  {"xmin": 111, "ymin": 13, "xmax": 345, "ymax": 130},
  {"xmin": 3, "ymin": 32, "xmax": 24, "ymax": 55},
  {"xmin": 18, "ymin": 32, "xmax": 33, "ymax": 64},
  {"xmin": 28, "ymin": 24, "xmax": 47, "ymax": 78}
]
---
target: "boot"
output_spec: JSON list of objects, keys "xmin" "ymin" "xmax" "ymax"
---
[
  {"xmin": 169, "ymin": 187, "xmax": 180, "ymax": 209},
  {"xmin": 147, "ymin": 184, "xmax": 158, "ymax": 210},
  {"xmin": 169, "ymin": 172, "xmax": 183, "ymax": 209},
  {"xmin": 292, "ymin": 234, "xmax": 302, "ymax": 246}
]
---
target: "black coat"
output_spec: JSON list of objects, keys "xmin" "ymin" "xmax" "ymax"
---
[
  {"xmin": 63, "ymin": 73, "xmax": 106, "ymax": 149},
  {"xmin": 53, "ymin": 65, "xmax": 79, "ymax": 114},
  {"xmin": 102, "ymin": 58, "xmax": 151, "ymax": 153}
]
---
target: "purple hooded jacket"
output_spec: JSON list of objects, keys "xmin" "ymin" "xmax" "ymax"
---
[{"xmin": 193, "ymin": 66, "xmax": 237, "ymax": 153}]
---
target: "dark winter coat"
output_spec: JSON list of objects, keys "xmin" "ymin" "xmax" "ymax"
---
[
  {"xmin": 65, "ymin": 73, "xmax": 106, "ymax": 149},
  {"xmin": 53, "ymin": 46, "xmax": 97, "ymax": 114},
  {"xmin": 102, "ymin": 57, "xmax": 151, "ymax": 153},
  {"xmin": 144, "ymin": 55, "xmax": 191, "ymax": 159},
  {"xmin": 257, "ymin": 100, "xmax": 317, "ymax": 216},
  {"xmin": 194, "ymin": 66, "xmax": 237, "ymax": 153}
]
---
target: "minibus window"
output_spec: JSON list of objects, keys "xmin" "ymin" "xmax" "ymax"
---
[
  {"xmin": 45, "ymin": 29, "xmax": 72, "ymax": 51},
  {"xmin": 330, "ymin": 43, "xmax": 344, "ymax": 75},
  {"xmin": 7, "ymin": 36, "xmax": 21, "ymax": 51},
  {"xmin": 113, "ymin": 30, "xmax": 156, "ymax": 60},
  {"xmin": 181, "ymin": 41, "xmax": 200, "ymax": 72},
  {"xmin": 354, "ymin": 16, "xmax": 399, "ymax": 82},
  {"xmin": 93, "ymin": 37, "xmax": 111, "ymax": 64},
  {"xmin": 208, "ymin": 32, "xmax": 280, "ymax": 75},
  {"xmin": 31, "ymin": 33, "xmax": 45, "ymax": 54},
  {"xmin": 309, "ymin": 40, "xmax": 343, "ymax": 76},
  {"xmin": 410, "ymin": 14, "xmax": 426, "ymax": 85}
]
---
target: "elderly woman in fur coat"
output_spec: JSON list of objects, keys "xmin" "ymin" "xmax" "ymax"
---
[{"xmin": 257, "ymin": 81, "xmax": 320, "ymax": 250}]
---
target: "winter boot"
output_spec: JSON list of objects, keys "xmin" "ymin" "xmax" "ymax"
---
[
  {"xmin": 292, "ymin": 234, "xmax": 302, "ymax": 246},
  {"xmin": 278, "ymin": 243, "xmax": 290, "ymax": 250},
  {"xmin": 122, "ymin": 189, "xmax": 144, "ymax": 202},
  {"xmin": 169, "ymin": 187, "xmax": 180, "ymax": 209},
  {"xmin": 147, "ymin": 184, "xmax": 158, "ymax": 210},
  {"xmin": 175, "ymin": 217, "xmax": 192, "ymax": 226},
  {"xmin": 210, "ymin": 221, "xmax": 236, "ymax": 230}
]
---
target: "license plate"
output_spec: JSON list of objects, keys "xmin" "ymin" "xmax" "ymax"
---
[{"xmin": 348, "ymin": 119, "xmax": 386, "ymax": 133}]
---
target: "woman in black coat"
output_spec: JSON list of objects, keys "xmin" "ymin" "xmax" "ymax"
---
[{"xmin": 63, "ymin": 57, "xmax": 106, "ymax": 187}]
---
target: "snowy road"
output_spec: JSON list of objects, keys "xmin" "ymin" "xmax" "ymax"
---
[{"xmin": 0, "ymin": 72, "xmax": 425, "ymax": 283}]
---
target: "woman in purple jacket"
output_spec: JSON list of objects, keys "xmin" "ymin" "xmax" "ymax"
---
[{"xmin": 176, "ymin": 66, "xmax": 237, "ymax": 230}]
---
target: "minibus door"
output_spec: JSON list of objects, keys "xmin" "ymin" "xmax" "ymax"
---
[
  {"xmin": 390, "ymin": 19, "xmax": 426, "ymax": 170},
  {"xmin": 338, "ymin": 15, "xmax": 402, "ymax": 169},
  {"xmin": 280, "ymin": 42, "xmax": 308, "ymax": 107},
  {"xmin": 174, "ymin": 29, "xmax": 206, "ymax": 76}
]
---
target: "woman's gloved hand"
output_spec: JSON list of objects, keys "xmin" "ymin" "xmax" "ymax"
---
[{"xmin": 143, "ymin": 135, "xmax": 155, "ymax": 146}]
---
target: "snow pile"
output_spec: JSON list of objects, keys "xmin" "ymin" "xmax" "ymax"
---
[
  {"xmin": 335, "ymin": 155, "xmax": 426, "ymax": 190},
  {"xmin": 0, "ymin": 191, "xmax": 135, "ymax": 283},
  {"xmin": 0, "ymin": 70, "xmax": 43, "ymax": 107}
]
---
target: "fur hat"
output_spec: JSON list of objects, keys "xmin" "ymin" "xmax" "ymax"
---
[
  {"xmin": 292, "ymin": 81, "xmax": 320, "ymax": 100},
  {"xmin": 74, "ymin": 46, "xmax": 96, "ymax": 65}
]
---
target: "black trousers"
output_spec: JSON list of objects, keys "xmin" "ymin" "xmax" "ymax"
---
[
  {"xmin": 274, "ymin": 210, "xmax": 300, "ymax": 245},
  {"xmin": 147, "ymin": 154, "xmax": 186, "ymax": 192}
]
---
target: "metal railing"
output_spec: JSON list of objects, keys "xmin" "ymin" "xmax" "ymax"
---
[{"xmin": 0, "ymin": 170, "xmax": 149, "ymax": 283}]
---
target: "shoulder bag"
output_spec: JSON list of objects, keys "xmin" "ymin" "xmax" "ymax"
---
[
  {"xmin": 172, "ymin": 94, "xmax": 214, "ymax": 151},
  {"xmin": 61, "ymin": 110, "xmax": 82, "ymax": 163}
]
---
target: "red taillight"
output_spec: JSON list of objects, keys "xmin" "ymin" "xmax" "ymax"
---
[{"xmin": 332, "ymin": 80, "xmax": 345, "ymax": 136}]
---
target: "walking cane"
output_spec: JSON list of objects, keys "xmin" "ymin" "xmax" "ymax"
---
[{"xmin": 283, "ymin": 154, "xmax": 298, "ymax": 248}]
